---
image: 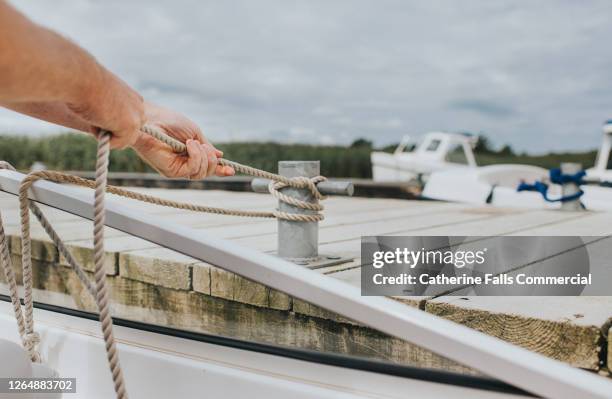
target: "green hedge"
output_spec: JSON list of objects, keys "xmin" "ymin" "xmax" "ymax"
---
[
  {"xmin": 0, "ymin": 133, "xmax": 151, "ymax": 173},
  {"xmin": 0, "ymin": 132, "xmax": 599, "ymax": 178},
  {"xmin": 0, "ymin": 133, "xmax": 374, "ymax": 177}
]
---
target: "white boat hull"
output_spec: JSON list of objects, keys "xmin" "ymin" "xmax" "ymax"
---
[
  {"xmin": 0, "ymin": 302, "xmax": 527, "ymax": 399},
  {"xmin": 423, "ymin": 164, "xmax": 612, "ymax": 211},
  {"xmin": 371, "ymin": 152, "xmax": 470, "ymax": 182}
]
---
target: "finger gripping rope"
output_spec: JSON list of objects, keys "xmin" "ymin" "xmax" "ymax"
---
[
  {"xmin": 0, "ymin": 126, "xmax": 329, "ymax": 399},
  {"xmin": 142, "ymin": 124, "xmax": 327, "ymax": 221}
]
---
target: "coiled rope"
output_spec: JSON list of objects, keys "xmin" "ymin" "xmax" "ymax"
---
[{"xmin": 0, "ymin": 125, "xmax": 328, "ymax": 399}]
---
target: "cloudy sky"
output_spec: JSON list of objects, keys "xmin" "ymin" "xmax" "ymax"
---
[{"xmin": 3, "ymin": 0, "xmax": 612, "ymax": 153}]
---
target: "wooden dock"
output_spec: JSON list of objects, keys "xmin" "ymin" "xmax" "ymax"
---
[{"xmin": 0, "ymin": 187, "xmax": 610, "ymax": 376}]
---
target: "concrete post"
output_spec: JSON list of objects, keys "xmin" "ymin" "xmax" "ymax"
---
[
  {"xmin": 277, "ymin": 161, "xmax": 319, "ymax": 262},
  {"xmin": 560, "ymin": 162, "xmax": 583, "ymax": 212}
]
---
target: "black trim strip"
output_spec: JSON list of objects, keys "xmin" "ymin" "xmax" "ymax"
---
[{"xmin": 0, "ymin": 294, "xmax": 536, "ymax": 397}]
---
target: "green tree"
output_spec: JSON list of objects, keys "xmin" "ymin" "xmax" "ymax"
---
[
  {"xmin": 350, "ymin": 138, "xmax": 373, "ymax": 148},
  {"xmin": 497, "ymin": 144, "xmax": 514, "ymax": 156},
  {"xmin": 474, "ymin": 134, "xmax": 494, "ymax": 154}
]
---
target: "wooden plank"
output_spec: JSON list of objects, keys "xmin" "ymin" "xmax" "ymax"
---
[
  {"xmin": 428, "ymin": 235, "xmax": 612, "ymax": 371},
  {"xmin": 426, "ymin": 296, "xmax": 609, "ymax": 370},
  {"xmin": 120, "ymin": 187, "xmax": 458, "ymax": 217},
  {"xmin": 118, "ymin": 245, "xmax": 279, "ymax": 309},
  {"xmin": 135, "ymin": 191, "xmax": 403, "ymax": 228},
  {"xmin": 108, "ymin": 191, "xmax": 276, "ymax": 216},
  {"xmin": 318, "ymin": 239, "xmax": 362, "ymax": 256},
  {"xmin": 188, "ymin": 202, "xmax": 456, "ymax": 240},
  {"xmin": 57, "ymin": 235, "xmax": 157, "ymax": 275},
  {"xmin": 119, "ymin": 247, "xmax": 194, "ymax": 290},
  {"xmin": 155, "ymin": 213, "xmax": 274, "ymax": 229},
  {"xmin": 398, "ymin": 208, "xmax": 584, "ymax": 235},
  {"xmin": 232, "ymin": 206, "xmax": 499, "ymax": 252},
  {"xmin": 512, "ymin": 212, "xmax": 612, "ymax": 235},
  {"xmin": 316, "ymin": 207, "xmax": 539, "ymax": 257},
  {"xmin": 326, "ymin": 267, "xmax": 427, "ymax": 307}
]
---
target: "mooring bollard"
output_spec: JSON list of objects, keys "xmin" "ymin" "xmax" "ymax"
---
[
  {"xmin": 251, "ymin": 161, "xmax": 354, "ymax": 266},
  {"xmin": 560, "ymin": 162, "xmax": 583, "ymax": 212},
  {"xmin": 277, "ymin": 161, "xmax": 319, "ymax": 261}
]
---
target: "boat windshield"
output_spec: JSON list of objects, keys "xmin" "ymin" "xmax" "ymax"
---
[
  {"xmin": 425, "ymin": 139, "xmax": 441, "ymax": 152},
  {"xmin": 445, "ymin": 143, "xmax": 469, "ymax": 164}
]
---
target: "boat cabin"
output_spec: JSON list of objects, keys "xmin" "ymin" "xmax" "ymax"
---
[{"xmin": 371, "ymin": 132, "xmax": 478, "ymax": 182}]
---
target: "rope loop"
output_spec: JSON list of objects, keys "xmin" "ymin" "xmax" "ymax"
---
[
  {"xmin": 24, "ymin": 332, "xmax": 41, "ymax": 363},
  {"xmin": 268, "ymin": 175, "xmax": 327, "ymax": 222}
]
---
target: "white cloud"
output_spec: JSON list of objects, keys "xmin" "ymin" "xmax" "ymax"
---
[{"xmin": 3, "ymin": 0, "xmax": 612, "ymax": 152}]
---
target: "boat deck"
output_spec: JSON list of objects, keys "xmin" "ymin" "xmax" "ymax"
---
[{"xmin": 1, "ymin": 187, "xmax": 611, "ymax": 375}]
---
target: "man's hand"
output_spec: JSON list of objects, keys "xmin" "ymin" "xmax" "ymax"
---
[{"xmin": 132, "ymin": 102, "xmax": 235, "ymax": 179}]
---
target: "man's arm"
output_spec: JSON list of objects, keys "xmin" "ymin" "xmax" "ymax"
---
[
  {"xmin": 0, "ymin": 2, "xmax": 100, "ymax": 104},
  {"xmin": 0, "ymin": 1, "xmax": 143, "ymax": 149},
  {"xmin": 0, "ymin": 1, "xmax": 233, "ymax": 178}
]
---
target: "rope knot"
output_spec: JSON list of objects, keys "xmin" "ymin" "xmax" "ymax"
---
[
  {"xmin": 24, "ymin": 332, "xmax": 41, "ymax": 362},
  {"xmin": 268, "ymin": 175, "xmax": 327, "ymax": 222},
  {"xmin": 287, "ymin": 176, "xmax": 327, "ymax": 199}
]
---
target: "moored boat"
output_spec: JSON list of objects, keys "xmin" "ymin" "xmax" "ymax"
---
[
  {"xmin": 371, "ymin": 132, "xmax": 478, "ymax": 182},
  {"xmin": 423, "ymin": 121, "xmax": 612, "ymax": 210}
]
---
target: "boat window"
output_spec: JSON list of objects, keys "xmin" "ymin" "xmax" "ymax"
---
[
  {"xmin": 425, "ymin": 139, "xmax": 441, "ymax": 152},
  {"xmin": 399, "ymin": 143, "xmax": 416, "ymax": 153},
  {"xmin": 445, "ymin": 143, "xmax": 469, "ymax": 164}
]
